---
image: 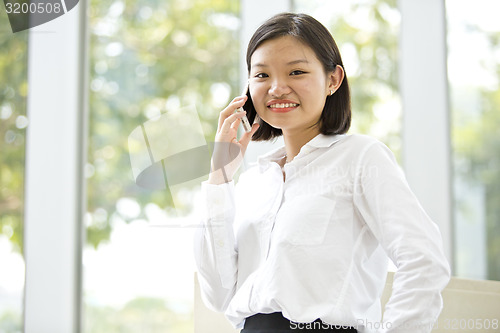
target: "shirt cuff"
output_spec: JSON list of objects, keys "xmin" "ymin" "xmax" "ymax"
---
[{"xmin": 201, "ymin": 180, "xmax": 235, "ymax": 221}]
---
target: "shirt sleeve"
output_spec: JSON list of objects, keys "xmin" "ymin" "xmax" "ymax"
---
[
  {"xmin": 193, "ymin": 180, "xmax": 238, "ymax": 312},
  {"xmin": 353, "ymin": 141, "xmax": 451, "ymax": 333}
]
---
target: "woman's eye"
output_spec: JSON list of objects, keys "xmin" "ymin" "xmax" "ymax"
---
[
  {"xmin": 290, "ymin": 70, "xmax": 306, "ymax": 76},
  {"xmin": 255, "ymin": 73, "xmax": 268, "ymax": 78}
]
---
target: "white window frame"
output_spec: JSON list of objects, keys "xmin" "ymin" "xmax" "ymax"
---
[{"xmin": 24, "ymin": 1, "xmax": 88, "ymax": 331}]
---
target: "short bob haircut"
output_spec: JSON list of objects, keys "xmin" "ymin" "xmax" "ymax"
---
[{"xmin": 244, "ymin": 13, "xmax": 351, "ymax": 141}]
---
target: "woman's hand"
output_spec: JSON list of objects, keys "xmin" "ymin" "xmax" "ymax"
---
[{"xmin": 208, "ymin": 95, "xmax": 260, "ymax": 185}]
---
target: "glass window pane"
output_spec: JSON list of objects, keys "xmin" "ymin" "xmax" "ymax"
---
[
  {"xmin": 293, "ymin": 0, "xmax": 402, "ymax": 156},
  {"xmin": 448, "ymin": 0, "xmax": 500, "ymax": 281},
  {"xmin": 0, "ymin": 17, "xmax": 28, "ymax": 333},
  {"xmin": 84, "ymin": 0, "xmax": 241, "ymax": 331}
]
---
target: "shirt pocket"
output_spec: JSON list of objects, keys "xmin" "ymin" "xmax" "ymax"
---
[{"xmin": 276, "ymin": 195, "xmax": 336, "ymax": 246}]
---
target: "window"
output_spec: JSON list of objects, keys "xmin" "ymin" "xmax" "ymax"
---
[
  {"xmin": 4, "ymin": 0, "xmax": 499, "ymax": 330},
  {"xmin": 84, "ymin": 0, "xmax": 241, "ymax": 331},
  {"xmin": 0, "ymin": 15, "xmax": 27, "ymax": 332},
  {"xmin": 448, "ymin": 0, "xmax": 500, "ymax": 281}
]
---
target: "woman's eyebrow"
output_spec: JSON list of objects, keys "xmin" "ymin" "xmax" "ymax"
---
[
  {"xmin": 287, "ymin": 59, "xmax": 309, "ymax": 65},
  {"xmin": 252, "ymin": 59, "xmax": 309, "ymax": 68}
]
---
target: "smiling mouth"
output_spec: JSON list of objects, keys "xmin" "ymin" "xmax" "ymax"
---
[{"xmin": 268, "ymin": 103, "xmax": 299, "ymax": 109}]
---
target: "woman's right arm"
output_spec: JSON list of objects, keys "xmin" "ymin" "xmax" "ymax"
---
[{"xmin": 193, "ymin": 95, "xmax": 259, "ymax": 312}]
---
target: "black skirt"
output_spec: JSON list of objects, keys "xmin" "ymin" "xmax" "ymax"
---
[{"xmin": 240, "ymin": 313, "xmax": 358, "ymax": 333}]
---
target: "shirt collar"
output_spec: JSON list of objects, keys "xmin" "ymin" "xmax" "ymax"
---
[{"xmin": 257, "ymin": 133, "xmax": 345, "ymax": 172}]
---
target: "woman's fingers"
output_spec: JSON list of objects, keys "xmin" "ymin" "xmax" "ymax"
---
[
  {"xmin": 209, "ymin": 95, "xmax": 253, "ymax": 184},
  {"xmin": 230, "ymin": 117, "xmax": 241, "ymax": 133},
  {"xmin": 218, "ymin": 112, "xmax": 246, "ymax": 136},
  {"xmin": 217, "ymin": 95, "xmax": 247, "ymax": 132}
]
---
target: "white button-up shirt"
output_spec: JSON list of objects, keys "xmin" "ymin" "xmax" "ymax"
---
[{"xmin": 194, "ymin": 134, "xmax": 450, "ymax": 332}]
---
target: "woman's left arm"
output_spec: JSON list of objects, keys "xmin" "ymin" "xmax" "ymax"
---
[{"xmin": 353, "ymin": 141, "xmax": 451, "ymax": 333}]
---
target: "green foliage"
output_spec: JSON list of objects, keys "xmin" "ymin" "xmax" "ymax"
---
[
  {"xmin": 86, "ymin": 0, "xmax": 240, "ymax": 248},
  {"xmin": 0, "ymin": 8, "xmax": 28, "ymax": 254},
  {"xmin": 450, "ymin": 18, "xmax": 500, "ymax": 280},
  {"xmin": 453, "ymin": 79, "xmax": 500, "ymax": 280},
  {"xmin": 332, "ymin": 0, "xmax": 399, "ymax": 131}
]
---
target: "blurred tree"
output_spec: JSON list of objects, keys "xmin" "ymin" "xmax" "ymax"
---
[
  {"xmin": 452, "ymin": 27, "xmax": 500, "ymax": 279},
  {"xmin": 85, "ymin": 0, "xmax": 241, "ymax": 329},
  {"xmin": 0, "ymin": 10, "xmax": 28, "ymax": 254},
  {"xmin": 331, "ymin": 0, "xmax": 400, "ymax": 139},
  {"xmin": 0, "ymin": 10, "xmax": 27, "ymax": 333},
  {"xmin": 86, "ymin": 0, "xmax": 240, "ymax": 248}
]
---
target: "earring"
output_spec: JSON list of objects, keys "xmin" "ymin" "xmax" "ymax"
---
[{"xmin": 330, "ymin": 90, "xmax": 334, "ymax": 96}]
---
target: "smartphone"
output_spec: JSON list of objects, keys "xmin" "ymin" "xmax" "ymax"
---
[{"xmin": 235, "ymin": 84, "xmax": 252, "ymax": 133}]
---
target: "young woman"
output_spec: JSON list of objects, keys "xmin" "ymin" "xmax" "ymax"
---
[{"xmin": 194, "ymin": 13, "xmax": 450, "ymax": 333}]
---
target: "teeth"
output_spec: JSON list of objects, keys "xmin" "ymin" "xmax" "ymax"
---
[{"xmin": 269, "ymin": 103, "xmax": 298, "ymax": 108}]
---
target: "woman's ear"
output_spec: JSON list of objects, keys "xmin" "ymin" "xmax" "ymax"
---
[{"xmin": 327, "ymin": 65, "xmax": 345, "ymax": 95}]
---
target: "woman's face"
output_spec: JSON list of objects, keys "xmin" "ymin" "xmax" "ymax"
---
[{"xmin": 248, "ymin": 36, "xmax": 335, "ymax": 136}]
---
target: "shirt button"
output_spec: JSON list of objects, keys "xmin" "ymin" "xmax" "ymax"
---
[{"xmin": 216, "ymin": 240, "xmax": 225, "ymax": 247}]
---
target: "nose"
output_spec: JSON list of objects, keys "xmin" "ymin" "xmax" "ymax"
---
[{"xmin": 268, "ymin": 76, "xmax": 291, "ymax": 97}]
